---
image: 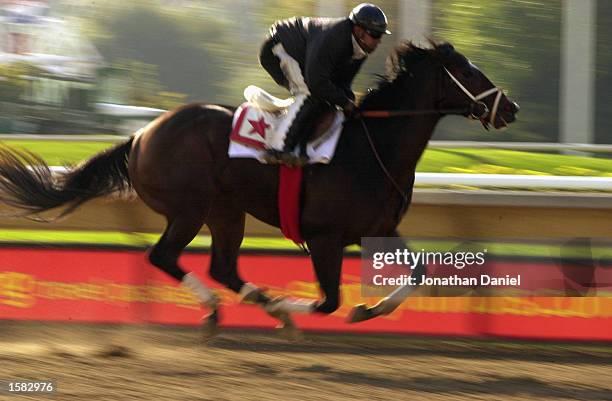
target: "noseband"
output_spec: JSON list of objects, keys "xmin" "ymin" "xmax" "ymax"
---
[{"xmin": 443, "ymin": 67, "xmax": 504, "ymax": 126}]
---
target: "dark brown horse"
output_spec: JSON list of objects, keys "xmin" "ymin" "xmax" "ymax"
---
[{"xmin": 0, "ymin": 42, "xmax": 518, "ymax": 331}]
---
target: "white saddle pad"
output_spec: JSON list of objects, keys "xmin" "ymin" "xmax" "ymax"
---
[{"xmin": 228, "ymin": 86, "xmax": 344, "ymax": 164}]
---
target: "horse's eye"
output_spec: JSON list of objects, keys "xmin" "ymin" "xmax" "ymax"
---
[{"xmin": 463, "ymin": 70, "xmax": 474, "ymax": 79}]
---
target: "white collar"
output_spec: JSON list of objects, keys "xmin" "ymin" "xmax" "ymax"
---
[{"xmin": 351, "ymin": 33, "xmax": 368, "ymax": 60}]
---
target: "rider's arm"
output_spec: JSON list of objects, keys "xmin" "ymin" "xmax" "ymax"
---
[
  {"xmin": 337, "ymin": 59, "xmax": 365, "ymax": 102},
  {"xmin": 304, "ymin": 37, "xmax": 352, "ymax": 108}
]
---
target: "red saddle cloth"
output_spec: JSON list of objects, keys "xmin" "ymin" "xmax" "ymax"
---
[{"xmin": 278, "ymin": 166, "xmax": 304, "ymax": 245}]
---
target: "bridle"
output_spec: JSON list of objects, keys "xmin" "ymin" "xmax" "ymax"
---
[
  {"xmin": 443, "ymin": 67, "xmax": 505, "ymax": 129},
  {"xmin": 358, "ymin": 63, "xmax": 506, "ymax": 218},
  {"xmin": 360, "ymin": 66, "xmax": 506, "ymax": 128}
]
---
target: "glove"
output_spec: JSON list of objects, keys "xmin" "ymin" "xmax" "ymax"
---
[{"xmin": 342, "ymin": 100, "xmax": 361, "ymax": 119}]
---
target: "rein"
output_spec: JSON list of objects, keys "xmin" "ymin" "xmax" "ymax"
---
[
  {"xmin": 357, "ymin": 66, "xmax": 504, "ymax": 218},
  {"xmin": 359, "ymin": 118, "xmax": 409, "ymax": 220},
  {"xmin": 360, "ymin": 68, "xmax": 505, "ymax": 122},
  {"xmin": 360, "ymin": 107, "xmax": 468, "ymax": 118}
]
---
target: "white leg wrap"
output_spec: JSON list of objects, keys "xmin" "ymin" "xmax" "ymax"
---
[
  {"xmin": 265, "ymin": 298, "xmax": 316, "ymax": 314},
  {"xmin": 238, "ymin": 282, "xmax": 261, "ymax": 304},
  {"xmin": 182, "ymin": 273, "xmax": 216, "ymax": 307}
]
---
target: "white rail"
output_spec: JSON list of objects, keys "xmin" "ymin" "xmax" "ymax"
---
[
  {"xmin": 429, "ymin": 141, "xmax": 612, "ymax": 153},
  {"xmin": 45, "ymin": 167, "xmax": 612, "ymax": 191},
  {"xmin": 415, "ymin": 173, "xmax": 612, "ymax": 190}
]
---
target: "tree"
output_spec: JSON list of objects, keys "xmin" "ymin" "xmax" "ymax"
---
[
  {"xmin": 73, "ymin": 0, "xmax": 227, "ymax": 103},
  {"xmin": 0, "ymin": 62, "xmax": 44, "ymax": 102},
  {"xmin": 596, "ymin": 2, "xmax": 612, "ymax": 144},
  {"xmin": 432, "ymin": 0, "xmax": 562, "ymax": 142}
]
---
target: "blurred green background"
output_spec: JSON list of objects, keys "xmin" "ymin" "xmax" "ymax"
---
[
  {"xmin": 0, "ymin": 0, "xmax": 610, "ymax": 144},
  {"xmin": 3, "ymin": 138, "xmax": 611, "ymax": 177}
]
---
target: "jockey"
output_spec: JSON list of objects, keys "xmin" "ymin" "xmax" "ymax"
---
[{"xmin": 259, "ymin": 3, "xmax": 391, "ymax": 166}]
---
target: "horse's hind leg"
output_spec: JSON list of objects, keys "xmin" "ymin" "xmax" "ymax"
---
[
  {"xmin": 206, "ymin": 209, "xmax": 270, "ymax": 302},
  {"xmin": 206, "ymin": 207, "xmax": 299, "ymax": 336},
  {"xmin": 205, "ymin": 208, "xmax": 246, "ymax": 293},
  {"xmin": 148, "ymin": 212, "xmax": 219, "ymax": 312}
]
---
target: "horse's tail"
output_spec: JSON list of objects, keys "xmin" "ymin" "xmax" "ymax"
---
[{"xmin": 0, "ymin": 137, "xmax": 134, "ymax": 218}]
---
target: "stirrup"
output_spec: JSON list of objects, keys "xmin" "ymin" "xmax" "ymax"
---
[
  {"xmin": 262, "ymin": 149, "xmax": 283, "ymax": 164},
  {"xmin": 279, "ymin": 152, "xmax": 309, "ymax": 167}
]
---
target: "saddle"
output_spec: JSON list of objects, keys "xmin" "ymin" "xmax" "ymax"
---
[
  {"xmin": 228, "ymin": 87, "xmax": 345, "ymax": 244},
  {"xmin": 230, "ymin": 86, "xmax": 339, "ymax": 151}
]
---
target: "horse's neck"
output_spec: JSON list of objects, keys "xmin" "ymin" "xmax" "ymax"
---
[{"xmin": 365, "ymin": 83, "xmax": 441, "ymax": 187}]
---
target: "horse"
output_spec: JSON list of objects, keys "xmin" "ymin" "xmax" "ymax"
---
[{"xmin": 0, "ymin": 41, "xmax": 519, "ymax": 333}]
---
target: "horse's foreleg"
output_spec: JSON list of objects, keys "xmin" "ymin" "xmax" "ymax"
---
[
  {"xmin": 309, "ymin": 237, "xmax": 344, "ymax": 314},
  {"xmin": 348, "ymin": 268, "xmax": 424, "ymax": 323},
  {"xmin": 249, "ymin": 237, "xmax": 344, "ymax": 317},
  {"xmin": 348, "ymin": 234, "xmax": 425, "ymax": 323}
]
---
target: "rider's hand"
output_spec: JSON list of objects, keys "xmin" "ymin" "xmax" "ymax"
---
[{"xmin": 343, "ymin": 100, "xmax": 360, "ymax": 119}]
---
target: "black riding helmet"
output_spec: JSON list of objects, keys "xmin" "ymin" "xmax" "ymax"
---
[{"xmin": 349, "ymin": 3, "xmax": 392, "ymax": 38}]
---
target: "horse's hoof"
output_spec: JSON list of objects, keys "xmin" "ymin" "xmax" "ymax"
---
[
  {"xmin": 271, "ymin": 311, "xmax": 302, "ymax": 341},
  {"xmin": 201, "ymin": 309, "xmax": 220, "ymax": 340},
  {"xmin": 276, "ymin": 321, "xmax": 303, "ymax": 342},
  {"xmin": 347, "ymin": 303, "xmax": 377, "ymax": 323},
  {"xmin": 264, "ymin": 296, "xmax": 286, "ymax": 316},
  {"xmin": 277, "ymin": 325, "xmax": 303, "ymax": 342}
]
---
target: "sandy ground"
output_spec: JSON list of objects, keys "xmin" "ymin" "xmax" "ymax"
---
[{"xmin": 0, "ymin": 322, "xmax": 610, "ymax": 401}]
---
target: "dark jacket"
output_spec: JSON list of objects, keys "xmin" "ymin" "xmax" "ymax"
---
[{"xmin": 270, "ymin": 17, "xmax": 365, "ymax": 108}]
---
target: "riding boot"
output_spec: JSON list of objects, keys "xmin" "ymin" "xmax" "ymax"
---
[{"xmin": 265, "ymin": 97, "xmax": 319, "ymax": 166}]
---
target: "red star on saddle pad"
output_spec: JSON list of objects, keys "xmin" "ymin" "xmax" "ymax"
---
[{"xmin": 248, "ymin": 117, "xmax": 270, "ymax": 138}]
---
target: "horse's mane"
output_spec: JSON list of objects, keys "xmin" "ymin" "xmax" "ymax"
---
[
  {"xmin": 360, "ymin": 40, "xmax": 462, "ymax": 108},
  {"xmin": 383, "ymin": 41, "xmax": 434, "ymax": 82}
]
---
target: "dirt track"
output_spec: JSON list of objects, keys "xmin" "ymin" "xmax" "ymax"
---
[{"xmin": 0, "ymin": 322, "xmax": 610, "ymax": 401}]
